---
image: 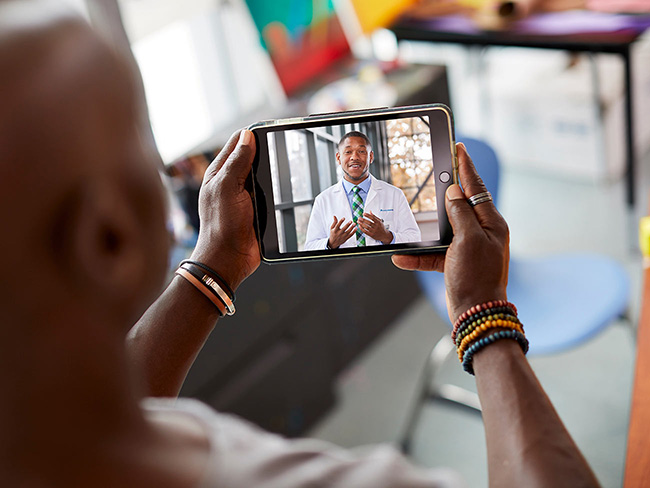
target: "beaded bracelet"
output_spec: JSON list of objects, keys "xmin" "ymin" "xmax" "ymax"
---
[
  {"xmin": 462, "ymin": 329, "xmax": 530, "ymax": 375},
  {"xmin": 457, "ymin": 320, "xmax": 524, "ymax": 361},
  {"xmin": 456, "ymin": 319, "xmax": 524, "ymax": 358},
  {"xmin": 456, "ymin": 313, "xmax": 520, "ymax": 347},
  {"xmin": 180, "ymin": 259, "xmax": 236, "ymax": 302},
  {"xmin": 452, "ymin": 300, "xmax": 517, "ymax": 331},
  {"xmin": 455, "ymin": 312, "xmax": 521, "ymax": 347},
  {"xmin": 451, "ymin": 300, "xmax": 517, "ymax": 342},
  {"xmin": 453, "ymin": 306, "xmax": 518, "ymax": 343}
]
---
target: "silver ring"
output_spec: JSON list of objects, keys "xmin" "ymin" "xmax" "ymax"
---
[{"xmin": 468, "ymin": 191, "xmax": 493, "ymax": 207}]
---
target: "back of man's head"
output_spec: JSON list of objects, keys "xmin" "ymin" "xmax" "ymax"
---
[{"xmin": 0, "ymin": 0, "xmax": 168, "ymax": 330}]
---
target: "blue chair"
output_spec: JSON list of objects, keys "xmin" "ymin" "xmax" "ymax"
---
[{"xmin": 399, "ymin": 136, "xmax": 631, "ymax": 453}]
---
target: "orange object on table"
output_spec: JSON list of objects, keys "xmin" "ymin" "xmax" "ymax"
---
[
  {"xmin": 348, "ymin": 0, "xmax": 419, "ymax": 33},
  {"xmin": 624, "ymin": 223, "xmax": 650, "ymax": 486}
]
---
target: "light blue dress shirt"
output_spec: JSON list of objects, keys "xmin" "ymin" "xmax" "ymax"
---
[{"xmin": 341, "ymin": 177, "xmax": 395, "ymax": 244}]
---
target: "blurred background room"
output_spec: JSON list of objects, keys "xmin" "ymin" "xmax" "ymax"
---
[{"xmin": 64, "ymin": 1, "xmax": 650, "ymax": 486}]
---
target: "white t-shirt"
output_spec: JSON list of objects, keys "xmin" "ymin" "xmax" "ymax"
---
[{"xmin": 143, "ymin": 397, "xmax": 465, "ymax": 488}]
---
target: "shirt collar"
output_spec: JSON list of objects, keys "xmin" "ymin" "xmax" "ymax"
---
[{"xmin": 342, "ymin": 175, "xmax": 371, "ymax": 195}]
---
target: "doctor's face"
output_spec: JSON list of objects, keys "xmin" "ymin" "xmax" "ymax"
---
[{"xmin": 336, "ymin": 136, "xmax": 374, "ymax": 183}]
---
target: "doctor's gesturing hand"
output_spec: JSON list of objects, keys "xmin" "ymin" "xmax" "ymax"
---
[
  {"xmin": 328, "ymin": 216, "xmax": 357, "ymax": 249},
  {"xmin": 358, "ymin": 211, "xmax": 393, "ymax": 245}
]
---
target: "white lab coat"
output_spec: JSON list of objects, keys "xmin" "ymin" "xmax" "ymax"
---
[{"xmin": 304, "ymin": 175, "xmax": 421, "ymax": 250}]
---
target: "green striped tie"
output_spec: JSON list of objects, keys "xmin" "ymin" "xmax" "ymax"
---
[{"xmin": 352, "ymin": 186, "xmax": 366, "ymax": 247}]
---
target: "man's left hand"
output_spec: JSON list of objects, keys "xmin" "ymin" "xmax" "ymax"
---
[
  {"xmin": 358, "ymin": 212, "xmax": 393, "ymax": 245},
  {"xmin": 189, "ymin": 130, "xmax": 260, "ymax": 291}
]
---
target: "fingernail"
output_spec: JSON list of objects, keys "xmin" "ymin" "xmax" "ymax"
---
[
  {"xmin": 239, "ymin": 130, "xmax": 253, "ymax": 147},
  {"xmin": 457, "ymin": 142, "xmax": 466, "ymax": 151},
  {"xmin": 446, "ymin": 184, "xmax": 465, "ymax": 201}
]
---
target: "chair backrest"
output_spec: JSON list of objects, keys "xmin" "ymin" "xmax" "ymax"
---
[{"xmin": 457, "ymin": 136, "xmax": 500, "ymax": 207}]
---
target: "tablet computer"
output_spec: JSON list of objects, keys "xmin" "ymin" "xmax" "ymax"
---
[{"xmin": 249, "ymin": 103, "xmax": 457, "ymax": 263}]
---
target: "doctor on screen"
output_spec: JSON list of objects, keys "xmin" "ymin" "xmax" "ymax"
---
[{"xmin": 304, "ymin": 131, "xmax": 421, "ymax": 250}]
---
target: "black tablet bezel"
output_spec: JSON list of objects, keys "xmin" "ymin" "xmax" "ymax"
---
[{"xmin": 249, "ymin": 104, "xmax": 457, "ymax": 264}]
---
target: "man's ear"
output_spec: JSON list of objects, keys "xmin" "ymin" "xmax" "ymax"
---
[
  {"xmin": 66, "ymin": 178, "xmax": 150, "ymax": 316},
  {"xmin": 336, "ymin": 151, "xmax": 341, "ymax": 165},
  {"xmin": 369, "ymin": 150, "xmax": 374, "ymax": 165}
]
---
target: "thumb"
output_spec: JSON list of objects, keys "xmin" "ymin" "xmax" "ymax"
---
[
  {"xmin": 223, "ymin": 129, "xmax": 256, "ymax": 178},
  {"xmin": 445, "ymin": 184, "xmax": 481, "ymax": 236}
]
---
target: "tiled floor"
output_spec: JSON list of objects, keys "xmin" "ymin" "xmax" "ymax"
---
[{"xmin": 308, "ymin": 148, "xmax": 650, "ymax": 487}]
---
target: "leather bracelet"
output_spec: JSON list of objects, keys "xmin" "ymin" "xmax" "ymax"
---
[
  {"xmin": 180, "ymin": 259, "xmax": 235, "ymax": 301},
  {"xmin": 175, "ymin": 268, "xmax": 226, "ymax": 316},
  {"xmin": 180, "ymin": 263, "xmax": 235, "ymax": 316}
]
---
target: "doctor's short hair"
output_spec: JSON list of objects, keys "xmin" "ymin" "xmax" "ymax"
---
[{"xmin": 338, "ymin": 131, "xmax": 372, "ymax": 151}]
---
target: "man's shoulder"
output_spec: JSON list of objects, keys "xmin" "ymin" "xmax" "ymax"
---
[
  {"xmin": 372, "ymin": 177, "xmax": 402, "ymax": 194},
  {"xmin": 315, "ymin": 181, "xmax": 342, "ymax": 199}
]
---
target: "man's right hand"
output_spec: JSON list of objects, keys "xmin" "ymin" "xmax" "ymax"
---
[
  {"xmin": 392, "ymin": 143, "xmax": 510, "ymax": 323},
  {"xmin": 328, "ymin": 216, "xmax": 357, "ymax": 249}
]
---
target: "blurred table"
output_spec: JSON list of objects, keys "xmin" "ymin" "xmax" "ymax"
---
[{"xmin": 391, "ymin": 10, "xmax": 650, "ymax": 210}]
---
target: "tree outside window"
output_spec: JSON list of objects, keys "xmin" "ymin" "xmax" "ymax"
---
[{"xmin": 386, "ymin": 117, "xmax": 436, "ymax": 214}]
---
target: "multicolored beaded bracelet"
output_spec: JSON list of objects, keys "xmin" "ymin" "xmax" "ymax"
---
[
  {"xmin": 451, "ymin": 300, "xmax": 517, "ymax": 342},
  {"xmin": 455, "ymin": 312, "xmax": 521, "ymax": 347},
  {"xmin": 457, "ymin": 320, "xmax": 524, "ymax": 361},
  {"xmin": 461, "ymin": 329, "xmax": 529, "ymax": 375},
  {"xmin": 452, "ymin": 301, "xmax": 528, "ymax": 375},
  {"xmin": 456, "ymin": 320, "xmax": 524, "ymax": 360},
  {"xmin": 453, "ymin": 307, "xmax": 519, "ymax": 344},
  {"xmin": 455, "ymin": 306, "xmax": 517, "ymax": 334},
  {"xmin": 456, "ymin": 314, "xmax": 521, "ymax": 348}
]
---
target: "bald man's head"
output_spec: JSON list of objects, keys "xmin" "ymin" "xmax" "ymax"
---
[{"xmin": 0, "ymin": 1, "xmax": 168, "ymax": 328}]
